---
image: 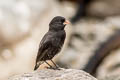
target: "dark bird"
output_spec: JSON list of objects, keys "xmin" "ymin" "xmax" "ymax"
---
[{"xmin": 34, "ymin": 16, "xmax": 70, "ymax": 70}]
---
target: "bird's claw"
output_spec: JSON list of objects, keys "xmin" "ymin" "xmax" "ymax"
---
[{"xmin": 46, "ymin": 66, "xmax": 61, "ymax": 70}]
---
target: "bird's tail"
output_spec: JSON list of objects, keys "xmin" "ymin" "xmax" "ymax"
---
[
  {"xmin": 34, "ymin": 61, "xmax": 44, "ymax": 70},
  {"xmin": 34, "ymin": 64, "xmax": 39, "ymax": 70}
]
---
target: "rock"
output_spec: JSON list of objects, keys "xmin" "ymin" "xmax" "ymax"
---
[
  {"xmin": 100, "ymin": 73, "xmax": 120, "ymax": 80},
  {"xmin": 88, "ymin": 0, "xmax": 120, "ymax": 17},
  {"xmin": 8, "ymin": 69, "xmax": 98, "ymax": 80},
  {"xmin": 0, "ymin": 0, "xmax": 48, "ymax": 44}
]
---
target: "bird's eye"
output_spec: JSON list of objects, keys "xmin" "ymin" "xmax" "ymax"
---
[{"xmin": 61, "ymin": 19, "xmax": 65, "ymax": 23}]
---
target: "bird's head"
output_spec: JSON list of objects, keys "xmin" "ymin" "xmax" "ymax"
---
[{"xmin": 49, "ymin": 16, "xmax": 70, "ymax": 31}]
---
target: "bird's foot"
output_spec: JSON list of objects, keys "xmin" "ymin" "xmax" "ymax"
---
[
  {"xmin": 46, "ymin": 66, "xmax": 61, "ymax": 70},
  {"xmin": 55, "ymin": 66, "xmax": 61, "ymax": 70}
]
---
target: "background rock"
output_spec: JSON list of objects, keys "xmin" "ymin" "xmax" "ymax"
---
[
  {"xmin": 88, "ymin": 0, "xmax": 120, "ymax": 17},
  {"xmin": 100, "ymin": 72, "xmax": 120, "ymax": 80}
]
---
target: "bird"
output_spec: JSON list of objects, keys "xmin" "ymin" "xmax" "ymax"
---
[{"xmin": 34, "ymin": 16, "xmax": 70, "ymax": 70}]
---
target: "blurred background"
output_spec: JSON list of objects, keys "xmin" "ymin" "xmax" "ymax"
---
[{"xmin": 1, "ymin": 0, "xmax": 120, "ymax": 80}]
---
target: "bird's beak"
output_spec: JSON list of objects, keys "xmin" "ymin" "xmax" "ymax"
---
[{"xmin": 63, "ymin": 20, "xmax": 70, "ymax": 25}]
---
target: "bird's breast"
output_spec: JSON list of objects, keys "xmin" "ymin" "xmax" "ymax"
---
[{"xmin": 53, "ymin": 31, "xmax": 65, "ymax": 47}]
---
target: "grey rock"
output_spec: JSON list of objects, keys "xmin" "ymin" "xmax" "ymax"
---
[{"xmin": 9, "ymin": 69, "xmax": 98, "ymax": 80}]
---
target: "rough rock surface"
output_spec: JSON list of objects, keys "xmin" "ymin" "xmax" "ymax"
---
[{"xmin": 8, "ymin": 69, "xmax": 97, "ymax": 80}]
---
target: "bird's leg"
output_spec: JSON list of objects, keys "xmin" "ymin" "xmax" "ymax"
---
[
  {"xmin": 45, "ymin": 61, "xmax": 53, "ymax": 68},
  {"xmin": 50, "ymin": 60, "xmax": 60, "ymax": 69},
  {"xmin": 45, "ymin": 61, "xmax": 56, "ymax": 69},
  {"xmin": 45, "ymin": 53, "xmax": 60, "ymax": 70}
]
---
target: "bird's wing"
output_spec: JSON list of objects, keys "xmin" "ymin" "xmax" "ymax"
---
[{"xmin": 35, "ymin": 33, "xmax": 52, "ymax": 62}]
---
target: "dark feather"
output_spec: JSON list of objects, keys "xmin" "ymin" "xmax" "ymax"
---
[{"xmin": 36, "ymin": 31, "xmax": 66, "ymax": 62}]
